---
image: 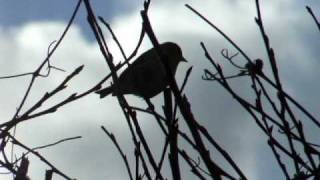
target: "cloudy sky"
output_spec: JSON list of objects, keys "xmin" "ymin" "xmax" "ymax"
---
[{"xmin": 0, "ymin": 0, "xmax": 319, "ymax": 179}]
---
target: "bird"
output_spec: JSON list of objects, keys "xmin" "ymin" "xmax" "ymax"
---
[{"xmin": 96, "ymin": 42, "xmax": 187, "ymax": 99}]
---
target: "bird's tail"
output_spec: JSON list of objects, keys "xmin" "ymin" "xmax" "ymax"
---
[{"xmin": 95, "ymin": 86, "xmax": 113, "ymax": 98}]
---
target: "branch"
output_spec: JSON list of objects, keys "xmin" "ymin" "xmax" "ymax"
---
[
  {"xmin": 9, "ymin": 135, "xmax": 74, "ymax": 180},
  {"xmin": 306, "ymin": 6, "xmax": 320, "ymax": 32},
  {"xmin": 101, "ymin": 126, "xmax": 133, "ymax": 180},
  {"xmin": 141, "ymin": 8, "xmax": 233, "ymax": 180}
]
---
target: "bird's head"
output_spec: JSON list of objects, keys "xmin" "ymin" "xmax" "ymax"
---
[{"xmin": 161, "ymin": 42, "xmax": 187, "ymax": 74}]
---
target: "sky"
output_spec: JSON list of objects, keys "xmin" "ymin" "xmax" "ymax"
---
[{"xmin": 0, "ymin": 0, "xmax": 319, "ymax": 180}]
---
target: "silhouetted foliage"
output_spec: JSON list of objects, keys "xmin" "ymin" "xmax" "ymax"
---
[{"xmin": 0, "ymin": 0, "xmax": 319, "ymax": 180}]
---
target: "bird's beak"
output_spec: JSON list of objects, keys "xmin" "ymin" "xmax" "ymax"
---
[{"xmin": 181, "ymin": 57, "xmax": 188, "ymax": 62}]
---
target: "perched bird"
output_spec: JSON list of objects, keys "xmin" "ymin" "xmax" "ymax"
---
[{"xmin": 96, "ymin": 42, "xmax": 187, "ymax": 99}]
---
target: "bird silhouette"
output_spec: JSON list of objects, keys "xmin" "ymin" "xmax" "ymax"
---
[{"xmin": 96, "ymin": 42, "xmax": 187, "ymax": 99}]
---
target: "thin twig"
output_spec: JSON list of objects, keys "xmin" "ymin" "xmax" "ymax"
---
[
  {"xmin": 0, "ymin": 73, "xmax": 34, "ymax": 80},
  {"xmin": 9, "ymin": 135, "xmax": 73, "ymax": 180},
  {"xmin": 33, "ymin": 136, "xmax": 81, "ymax": 151},
  {"xmin": 185, "ymin": 4, "xmax": 252, "ymax": 63},
  {"xmin": 101, "ymin": 126, "xmax": 133, "ymax": 180},
  {"xmin": 98, "ymin": 17, "xmax": 128, "ymax": 61},
  {"xmin": 306, "ymin": 6, "xmax": 320, "ymax": 32}
]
